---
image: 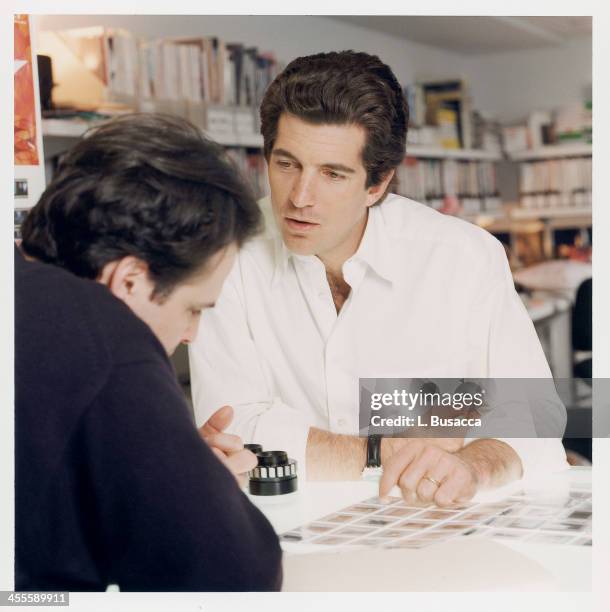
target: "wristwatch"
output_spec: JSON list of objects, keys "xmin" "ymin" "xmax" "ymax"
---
[{"xmin": 361, "ymin": 434, "xmax": 383, "ymax": 481}]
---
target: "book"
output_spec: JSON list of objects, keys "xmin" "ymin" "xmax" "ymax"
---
[{"xmin": 518, "ymin": 157, "xmax": 592, "ymax": 209}]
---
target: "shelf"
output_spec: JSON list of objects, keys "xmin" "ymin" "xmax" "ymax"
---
[
  {"xmin": 206, "ymin": 132, "xmax": 263, "ymax": 147},
  {"xmin": 405, "ymin": 145, "xmax": 502, "ymax": 161},
  {"xmin": 458, "ymin": 204, "xmax": 592, "ymax": 233},
  {"xmin": 41, "ymin": 120, "xmax": 589, "ymax": 163},
  {"xmin": 42, "ymin": 118, "xmax": 263, "ymax": 148},
  {"xmin": 42, "ymin": 118, "xmax": 96, "ymax": 138},
  {"xmin": 507, "ymin": 144, "xmax": 592, "ymax": 161},
  {"xmin": 510, "ymin": 206, "xmax": 592, "ymax": 220},
  {"xmin": 459, "ymin": 209, "xmax": 508, "ymax": 225}
]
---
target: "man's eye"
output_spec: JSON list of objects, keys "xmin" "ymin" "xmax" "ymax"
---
[
  {"xmin": 324, "ymin": 170, "xmax": 344, "ymax": 181},
  {"xmin": 276, "ymin": 160, "xmax": 293, "ymax": 169}
]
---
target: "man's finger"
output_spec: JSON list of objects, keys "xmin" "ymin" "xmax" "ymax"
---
[
  {"xmin": 378, "ymin": 442, "xmax": 419, "ymax": 499},
  {"xmin": 414, "ymin": 452, "xmax": 455, "ymax": 503},
  {"xmin": 203, "ymin": 431, "xmax": 244, "ymax": 453},
  {"xmin": 396, "ymin": 455, "xmax": 430, "ymax": 499},
  {"xmin": 223, "ymin": 449, "xmax": 258, "ymax": 476},
  {"xmin": 433, "ymin": 479, "xmax": 459, "ymax": 508},
  {"xmin": 206, "ymin": 404, "xmax": 234, "ymax": 432},
  {"xmin": 199, "ymin": 405, "xmax": 234, "ymax": 437},
  {"xmin": 434, "ymin": 467, "xmax": 475, "ymax": 508},
  {"xmin": 211, "ymin": 447, "xmax": 227, "ymax": 462}
]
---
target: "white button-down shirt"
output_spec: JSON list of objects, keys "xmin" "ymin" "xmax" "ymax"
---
[{"xmin": 190, "ymin": 194, "xmax": 568, "ymax": 479}]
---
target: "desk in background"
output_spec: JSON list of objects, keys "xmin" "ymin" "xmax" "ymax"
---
[{"xmin": 521, "ymin": 292, "xmax": 572, "ymax": 379}]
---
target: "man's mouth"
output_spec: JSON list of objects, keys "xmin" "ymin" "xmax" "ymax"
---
[{"xmin": 284, "ymin": 217, "xmax": 320, "ymax": 232}]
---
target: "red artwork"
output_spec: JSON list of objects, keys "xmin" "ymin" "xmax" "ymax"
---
[{"xmin": 14, "ymin": 14, "xmax": 40, "ymax": 166}]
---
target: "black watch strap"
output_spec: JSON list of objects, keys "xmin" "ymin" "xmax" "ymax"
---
[{"xmin": 366, "ymin": 434, "xmax": 382, "ymax": 468}]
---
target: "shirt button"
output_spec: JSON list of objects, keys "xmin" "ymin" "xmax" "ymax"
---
[{"xmin": 337, "ymin": 418, "xmax": 347, "ymax": 427}]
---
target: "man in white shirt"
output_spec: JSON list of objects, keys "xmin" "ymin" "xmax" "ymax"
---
[{"xmin": 190, "ymin": 51, "xmax": 567, "ymax": 507}]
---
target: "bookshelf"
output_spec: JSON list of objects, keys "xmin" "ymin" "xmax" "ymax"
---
[
  {"xmin": 514, "ymin": 149, "xmax": 591, "ymax": 213},
  {"xmin": 43, "ymin": 119, "xmax": 502, "ymax": 160},
  {"xmin": 42, "ymin": 118, "xmax": 591, "ymax": 240},
  {"xmin": 508, "ymin": 143, "xmax": 592, "ymax": 161},
  {"xmin": 42, "ymin": 116, "xmax": 504, "ymax": 223},
  {"xmin": 38, "ymin": 25, "xmax": 592, "ymax": 234},
  {"xmin": 510, "ymin": 206, "xmax": 592, "ymax": 221},
  {"xmin": 42, "ymin": 117, "xmax": 97, "ymax": 138},
  {"xmin": 39, "ymin": 26, "xmax": 512, "ymax": 214},
  {"xmin": 406, "ymin": 145, "xmax": 501, "ymax": 161},
  {"xmin": 42, "ymin": 117, "xmax": 262, "ymax": 148}
]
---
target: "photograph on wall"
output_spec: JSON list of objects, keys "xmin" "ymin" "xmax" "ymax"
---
[{"xmin": 14, "ymin": 14, "xmax": 40, "ymax": 166}]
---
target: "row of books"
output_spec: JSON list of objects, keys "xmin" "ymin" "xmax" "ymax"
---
[
  {"xmin": 52, "ymin": 27, "xmax": 281, "ymax": 114},
  {"xmin": 519, "ymin": 157, "xmax": 592, "ymax": 208},
  {"xmin": 138, "ymin": 38, "xmax": 280, "ymax": 109},
  {"xmin": 503, "ymin": 104, "xmax": 592, "ymax": 153},
  {"xmin": 395, "ymin": 157, "xmax": 499, "ymax": 210},
  {"xmin": 520, "ymin": 191, "xmax": 592, "ymax": 210}
]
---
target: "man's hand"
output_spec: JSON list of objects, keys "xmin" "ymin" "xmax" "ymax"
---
[
  {"xmin": 199, "ymin": 405, "xmax": 258, "ymax": 483},
  {"xmin": 381, "ymin": 437, "xmax": 463, "ymax": 465},
  {"xmin": 379, "ymin": 439, "xmax": 478, "ymax": 508}
]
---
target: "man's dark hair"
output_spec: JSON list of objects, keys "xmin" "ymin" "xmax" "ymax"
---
[
  {"xmin": 21, "ymin": 113, "xmax": 261, "ymax": 299},
  {"xmin": 260, "ymin": 50, "xmax": 409, "ymax": 191}
]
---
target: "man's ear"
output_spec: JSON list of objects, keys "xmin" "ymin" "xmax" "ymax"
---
[
  {"xmin": 365, "ymin": 169, "xmax": 395, "ymax": 208},
  {"xmin": 97, "ymin": 256, "xmax": 152, "ymax": 303}
]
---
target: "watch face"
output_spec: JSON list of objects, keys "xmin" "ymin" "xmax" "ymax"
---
[{"xmin": 367, "ymin": 434, "xmax": 383, "ymax": 469}]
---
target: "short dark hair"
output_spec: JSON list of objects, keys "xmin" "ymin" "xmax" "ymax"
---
[
  {"xmin": 21, "ymin": 113, "xmax": 262, "ymax": 299},
  {"xmin": 260, "ymin": 50, "xmax": 408, "ymax": 191}
]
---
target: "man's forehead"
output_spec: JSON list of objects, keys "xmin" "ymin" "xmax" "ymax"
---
[{"xmin": 274, "ymin": 114, "xmax": 366, "ymax": 166}]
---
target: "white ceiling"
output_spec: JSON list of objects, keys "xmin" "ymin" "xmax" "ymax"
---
[{"xmin": 327, "ymin": 16, "xmax": 592, "ymax": 55}]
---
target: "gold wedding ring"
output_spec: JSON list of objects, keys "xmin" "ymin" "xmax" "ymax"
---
[{"xmin": 423, "ymin": 475, "xmax": 441, "ymax": 488}]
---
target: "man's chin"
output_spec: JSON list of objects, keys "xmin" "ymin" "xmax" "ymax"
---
[{"xmin": 281, "ymin": 231, "xmax": 317, "ymax": 256}]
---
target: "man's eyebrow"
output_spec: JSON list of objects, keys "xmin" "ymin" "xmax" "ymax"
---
[
  {"xmin": 271, "ymin": 148, "xmax": 299, "ymax": 161},
  {"xmin": 271, "ymin": 148, "xmax": 356, "ymax": 174},
  {"xmin": 320, "ymin": 162, "xmax": 356, "ymax": 174}
]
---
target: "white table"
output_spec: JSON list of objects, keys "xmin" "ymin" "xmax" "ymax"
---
[{"xmin": 248, "ymin": 467, "xmax": 591, "ymax": 591}]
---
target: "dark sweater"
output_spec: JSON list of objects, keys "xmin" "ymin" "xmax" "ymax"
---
[{"xmin": 15, "ymin": 248, "xmax": 282, "ymax": 591}]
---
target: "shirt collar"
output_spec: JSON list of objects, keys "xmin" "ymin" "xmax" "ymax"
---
[
  {"xmin": 271, "ymin": 235, "xmax": 292, "ymax": 288},
  {"xmin": 351, "ymin": 203, "xmax": 397, "ymax": 284},
  {"xmin": 271, "ymin": 200, "xmax": 397, "ymax": 288}
]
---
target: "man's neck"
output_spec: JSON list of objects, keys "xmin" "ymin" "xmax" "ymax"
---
[
  {"xmin": 317, "ymin": 209, "xmax": 368, "ymax": 282},
  {"xmin": 317, "ymin": 209, "xmax": 369, "ymax": 313},
  {"xmin": 325, "ymin": 269, "xmax": 351, "ymax": 314}
]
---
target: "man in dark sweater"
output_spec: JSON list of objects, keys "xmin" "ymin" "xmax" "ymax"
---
[{"xmin": 15, "ymin": 114, "xmax": 282, "ymax": 591}]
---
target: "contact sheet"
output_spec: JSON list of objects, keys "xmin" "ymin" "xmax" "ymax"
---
[{"xmin": 280, "ymin": 483, "xmax": 592, "ymax": 549}]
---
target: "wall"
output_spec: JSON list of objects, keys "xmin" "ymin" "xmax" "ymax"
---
[{"xmin": 463, "ymin": 36, "xmax": 592, "ymax": 122}]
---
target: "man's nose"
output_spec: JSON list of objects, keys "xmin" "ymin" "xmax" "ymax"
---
[
  {"xmin": 290, "ymin": 172, "xmax": 316, "ymax": 208},
  {"xmin": 181, "ymin": 319, "xmax": 200, "ymax": 345}
]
